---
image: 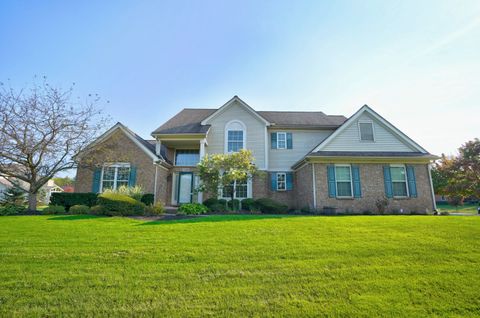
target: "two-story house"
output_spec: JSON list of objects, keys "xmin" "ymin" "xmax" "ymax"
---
[{"xmin": 75, "ymin": 96, "xmax": 437, "ymax": 213}]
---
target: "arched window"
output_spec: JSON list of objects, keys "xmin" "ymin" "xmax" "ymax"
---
[{"xmin": 225, "ymin": 120, "xmax": 246, "ymax": 153}]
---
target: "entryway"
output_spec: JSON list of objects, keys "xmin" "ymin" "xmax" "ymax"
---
[{"xmin": 177, "ymin": 172, "xmax": 193, "ymax": 204}]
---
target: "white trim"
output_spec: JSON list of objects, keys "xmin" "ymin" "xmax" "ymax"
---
[
  {"xmin": 312, "ymin": 105, "xmax": 428, "ymax": 153},
  {"xmin": 276, "ymin": 132, "xmax": 287, "ymax": 149},
  {"xmin": 428, "ymin": 164, "xmax": 437, "ymax": 211},
  {"xmin": 224, "ymin": 120, "xmax": 247, "ymax": 153},
  {"xmin": 154, "ymin": 165, "xmax": 158, "ymax": 203},
  {"xmin": 389, "ymin": 164, "xmax": 409, "ymax": 198},
  {"xmin": 201, "ymin": 96, "xmax": 271, "ymax": 126},
  {"xmin": 276, "ymin": 172, "xmax": 287, "ymax": 191},
  {"xmin": 358, "ymin": 120, "xmax": 375, "ymax": 142},
  {"xmin": 312, "ymin": 164, "xmax": 317, "ymax": 209},
  {"xmin": 334, "ymin": 164, "xmax": 353, "ymax": 198},
  {"xmin": 171, "ymin": 172, "xmax": 177, "ymax": 205},
  {"xmin": 99, "ymin": 163, "xmax": 131, "ymax": 193},
  {"xmin": 264, "ymin": 126, "xmax": 269, "ymax": 170}
]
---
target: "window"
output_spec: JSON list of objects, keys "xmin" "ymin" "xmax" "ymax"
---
[
  {"xmin": 175, "ymin": 149, "xmax": 200, "ymax": 166},
  {"xmin": 390, "ymin": 165, "xmax": 408, "ymax": 197},
  {"xmin": 223, "ymin": 180, "xmax": 248, "ymax": 198},
  {"xmin": 227, "ymin": 130, "xmax": 244, "ymax": 152},
  {"xmin": 101, "ymin": 164, "xmax": 130, "ymax": 191},
  {"xmin": 277, "ymin": 173, "xmax": 286, "ymax": 191},
  {"xmin": 335, "ymin": 165, "xmax": 353, "ymax": 197},
  {"xmin": 359, "ymin": 122, "xmax": 374, "ymax": 141},
  {"xmin": 277, "ymin": 132, "xmax": 287, "ymax": 149}
]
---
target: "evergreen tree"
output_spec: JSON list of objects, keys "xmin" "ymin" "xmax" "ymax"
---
[{"xmin": 1, "ymin": 180, "xmax": 26, "ymax": 206}]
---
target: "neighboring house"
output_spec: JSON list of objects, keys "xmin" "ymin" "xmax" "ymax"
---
[
  {"xmin": 0, "ymin": 176, "xmax": 63, "ymax": 204},
  {"xmin": 61, "ymin": 185, "xmax": 75, "ymax": 193},
  {"xmin": 75, "ymin": 96, "xmax": 438, "ymax": 213}
]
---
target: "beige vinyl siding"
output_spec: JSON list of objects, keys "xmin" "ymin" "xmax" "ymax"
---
[
  {"xmin": 322, "ymin": 113, "xmax": 416, "ymax": 152},
  {"xmin": 205, "ymin": 100, "xmax": 267, "ymax": 168},
  {"xmin": 269, "ymin": 129, "xmax": 334, "ymax": 170}
]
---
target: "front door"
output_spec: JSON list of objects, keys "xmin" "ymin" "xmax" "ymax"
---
[{"xmin": 178, "ymin": 172, "xmax": 193, "ymax": 204}]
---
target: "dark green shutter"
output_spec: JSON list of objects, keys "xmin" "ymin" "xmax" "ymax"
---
[
  {"xmin": 128, "ymin": 166, "xmax": 137, "ymax": 186},
  {"xmin": 406, "ymin": 165, "xmax": 417, "ymax": 197},
  {"xmin": 383, "ymin": 166, "xmax": 393, "ymax": 198},
  {"xmin": 271, "ymin": 133, "xmax": 277, "ymax": 149},
  {"xmin": 92, "ymin": 168, "xmax": 102, "ymax": 193},
  {"xmin": 327, "ymin": 165, "xmax": 336, "ymax": 198},
  {"xmin": 270, "ymin": 172, "xmax": 277, "ymax": 191},
  {"xmin": 286, "ymin": 133, "xmax": 293, "ymax": 149},
  {"xmin": 286, "ymin": 172, "xmax": 293, "ymax": 190},
  {"xmin": 352, "ymin": 165, "xmax": 361, "ymax": 198}
]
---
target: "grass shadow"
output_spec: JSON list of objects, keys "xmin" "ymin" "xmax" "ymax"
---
[
  {"xmin": 138, "ymin": 214, "xmax": 298, "ymax": 225},
  {"xmin": 47, "ymin": 215, "xmax": 106, "ymax": 221}
]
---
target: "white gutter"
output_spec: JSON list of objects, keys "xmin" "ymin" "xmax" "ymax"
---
[
  {"xmin": 427, "ymin": 163, "xmax": 437, "ymax": 211},
  {"xmin": 312, "ymin": 164, "xmax": 317, "ymax": 210}
]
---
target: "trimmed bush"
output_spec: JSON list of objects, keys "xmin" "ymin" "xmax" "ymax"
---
[
  {"xmin": 209, "ymin": 203, "xmax": 226, "ymax": 213},
  {"xmin": 42, "ymin": 205, "xmax": 66, "ymax": 215},
  {"xmin": 227, "ymin": 199, "xmax": 240, "ymax": 210},
  {"xmin": 141, "ymin": 194, "xmax": 154, "ymax": 206},
  {"xmin": 97, "ymin": 193, "xmax": 145, "ymax": 216},
  {"xmin": 50, "ymin": 193, "xmax": 98, "ymax": 210},
  {"xmin": 90, "ymin": 205, "xmax": 105, "ymax": 215},
  {"xmin": 103, "ymin": 185, "xmax": 144, "ymax": 201},
  {"xmin": 0, "ymin": 204, "xmax": 26, "ymax": 216},
  {"xmin": 69, "ymin": 205, "xmax": 90, "ymax": 214},
  {"xmin": 144, "ymin": 202, "xmax": 165, "ymax": 216},
  {"xmin": 241, "ymin": 198, "xmax": 257, "ymax": 211},
  {"xmin": 255, "ymin": 198, "xmax": 288, "ymax": 214},
  {"xmin": 203, "ymin": 198, "xmax": 219, "ymax": 209},
  {"xmin": 177, "ymin": 203, "xmax": 209, "ymax": 215},
  {"xmin": 218, "ymin": 199, "xmax": 227, "ymax": 208}
]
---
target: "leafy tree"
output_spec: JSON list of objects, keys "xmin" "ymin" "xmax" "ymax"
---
[
  {"xmin": 197, "ymin": 150, "xmax": 260, "ymax": 210},
  {"xmin": 53, "ymin": 176, "xmax": 75, "ymax": 187},
  {"xmin": 0, "ymin": 78, "xmax": 109, "ymax": 211}
]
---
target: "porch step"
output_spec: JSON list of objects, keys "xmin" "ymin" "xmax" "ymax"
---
[{"xmin": 165, "ymin": 206, "xmax": 178, "ymax": 214}]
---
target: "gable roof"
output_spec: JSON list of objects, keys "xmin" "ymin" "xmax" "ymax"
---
[
  {"xmin": 311, "ymin": 105, "xmax": 430, "ymax": 154},
  {"xmin": 152, "ymin": 97, "xmax": 347, "ymax": 135},
  {"xmin": 200, "ymin": 96, "xmax": 271, "ymax": 126},
  {"xmin": 76, "ymin": 122, "xmax": 162, "ymax": 162}
]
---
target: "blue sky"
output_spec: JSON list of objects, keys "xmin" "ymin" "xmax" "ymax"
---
[{"xmin": 1, "ymin": 0, "xmax": 479, "ymax": 158}]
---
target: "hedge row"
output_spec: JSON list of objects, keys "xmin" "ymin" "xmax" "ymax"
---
[
  {"xmin": 203, "ymin": 197, "xmax": 288, "ymax": 214},
  {"xmin": 50, "ymin": 192, "xmax": 154, "ymax": 211}
]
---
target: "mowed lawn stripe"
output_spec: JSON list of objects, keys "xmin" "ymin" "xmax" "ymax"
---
[{"xmin": 0, "ymin": 215, "xmax": 479, "ymax": 317}]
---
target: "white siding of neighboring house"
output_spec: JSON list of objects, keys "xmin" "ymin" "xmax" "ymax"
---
[
  {"xmin": 321, "ymin": 112, "xmax": 417, "ymax": 152},
  {"xmin": 268, "ymin": 129, "xmax": 334, "ymax": 170},
  {"xmin": 205, "ymin": 100, "xmax": 267, "ymax": 168}
]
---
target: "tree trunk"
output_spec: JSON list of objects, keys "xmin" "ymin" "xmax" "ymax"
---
[{"xmin": 28, "ymin": 192, "xmax": 37, "ymax": 212}]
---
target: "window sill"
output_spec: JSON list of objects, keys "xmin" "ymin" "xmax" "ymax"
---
[
  {"xmin": 336, "ymin": 197, "xmax": 354, "ymax": 200},
  {"xmin": 392, "ymin": 196, "xmax": 410, "ymax": 200}
]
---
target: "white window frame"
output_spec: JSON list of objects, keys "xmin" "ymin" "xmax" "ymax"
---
[
  {"xmin": 224, "ymin": 120, "xmax": 246, "ymax": 153},
  {"xmin": 358, "ymin": 121, "xmax": 375, "ymax": 142},
  {"xmin": 334, "ymin": 164, "xmax": 353, "ymax": 198},
  {"xmin": 100, "ymin": 163, "xmax": 130, "ymax": 192},
  {"xmin": 277, "ymin": 172, "xmax": 287, "ymax": 191},
  {"xmin": 390, "ymin": 164, "xmax": 409, "ymax": 198},
  {"xmin": 276, "ymin": 132, "xmax": 287, "ymax": 149}
]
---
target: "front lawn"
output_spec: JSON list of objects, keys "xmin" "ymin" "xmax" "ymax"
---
[{"xmin": 0, "ymin": 215, "xmax": 479, "ymax": 316}]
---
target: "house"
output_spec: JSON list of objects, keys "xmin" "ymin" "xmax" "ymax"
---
[
  {"xmin": 75, "ymin": 96, "xmax": 438, "ymax": 213},
  {"xmin": 0, "ymin": 176, "xmax": 62, "ymax": 204}
]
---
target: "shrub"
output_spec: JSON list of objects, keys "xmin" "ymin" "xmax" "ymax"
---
[
  {"xmin": 300, "ymin": 206, "xmax": 311, "ymax": 214},
  {"xmin": 227, "ymin": 199, "xmax": 240, "ymax": 210},
  {"xmin": 209, "ymin": 203, "xmax": 226, "ymax": 213},
  {"xmin": 97, "ymin": 193, "xmax": 145, "ymax": 216},
  {"xmin": 203, "ymin": 198, "xmax": 219, "ymax": 209},
  {"xmin": 375, "ymin": 197, "xmax": 389, "ymax": 215},
  {"xmin": 103, "ymin": 185, "xmax": 144, "ymax": 201},
  {"xmin": 0, "ymin": 204, "xmax": 26, "ymax": 216},
  {"xmin": 241, "ymin": 198, "xmax": 257, "ymax": 211},
  {"xmin": 69, "ymin": 205, "xmax": 90, "ymax": 214},
  {"xmin": 42, "ymin": 205, "xmax": 66, "ymax": 215},
  {"xmin": 255, "ymin": 198, "xmax": 288, "ymax": 214},
  {"xmin": 140, "ymin": 193, "xmax": 154, "ymax": 206},
  {"xmin": 177, "ymin": 203, "xmax": 209, "ymax": 215},
  {"xmin": 218, "ymin": 199, "xmax": 227, "ymax": 208},
  {"xmin": 144, "ymin": 202, "xmax": 165, "ymax": 216},
  {"xmin": 90, "ymin": 205, "xmax": 105, "ymax": 215},
  {"xmin": 50, "ymin": 193, "xmax": 98, "ymax": 210}
]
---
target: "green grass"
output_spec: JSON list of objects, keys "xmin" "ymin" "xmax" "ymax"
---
[
  {"xmin": 1, "ymin": 215, "xmax": 479, "ymax": 317},
  {"xmin": 436, "ymin": 202, "xmax": 479, "ymax": 214}
]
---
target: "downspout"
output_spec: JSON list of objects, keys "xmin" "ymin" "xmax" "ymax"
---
[
  {"xmin": 427, "ymin": 163, "xmax": 437, "ymax": 211},
  {"xmin": 312, "ymin": 163, "xmax": 317, "ymax": 210},
  {"xmin": 154, "ymin": 163, "xmax": 158, "ymax": 203}
]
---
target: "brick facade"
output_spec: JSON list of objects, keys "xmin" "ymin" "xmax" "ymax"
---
[
  {"xmin": 294, "ymin": 164, "xmax": 314, "ymax": 210},
  {"xmin": 252, "ymin": 172, "xmax": 295, "ymax": 207},
  {"xmin": 312, "ymin": 163, "xmax": 435, "ymax": 213}
]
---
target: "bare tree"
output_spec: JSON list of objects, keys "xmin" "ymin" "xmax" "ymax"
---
[{"xmin": 0, "ymin": 78, "xmax": 109, "ymax": 211}]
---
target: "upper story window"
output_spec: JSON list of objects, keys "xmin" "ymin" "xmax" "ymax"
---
[
  {"xmin": 271, "ymin": 132, "xmax": 293, "ymax": 149},
  {"xmin": 225, "ymin": 120, "xmax": 246, "ymax": 153},
  {"xmin": 175, "ymin": 149, "xmax": 200, "ymax": 166},
  {"xmin": 101, "ymin": 163, "xmax": 130, "ymax": 191},
  {"xmin": 277, "ymin": 132, "xmax": 287, "ymax": 149},
  {"xmin": 390, "ymin": 165, "xmax": 408, "ymax": 197},
  {"xmin": 359, "ymin": 122, "xmax": 374, "ymax": 141},
  {"xmin": 335, "ymin": 165, "xmax": 353, "ymax": 197}
]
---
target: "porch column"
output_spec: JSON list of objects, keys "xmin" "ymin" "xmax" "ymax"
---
[
  {"xmin": 198, "ymin": 138, "xmax": 207, "ymax": 203},
  {"xmin": 155, "ymin": 139, "xmax": 162, "ymax": 156}
]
